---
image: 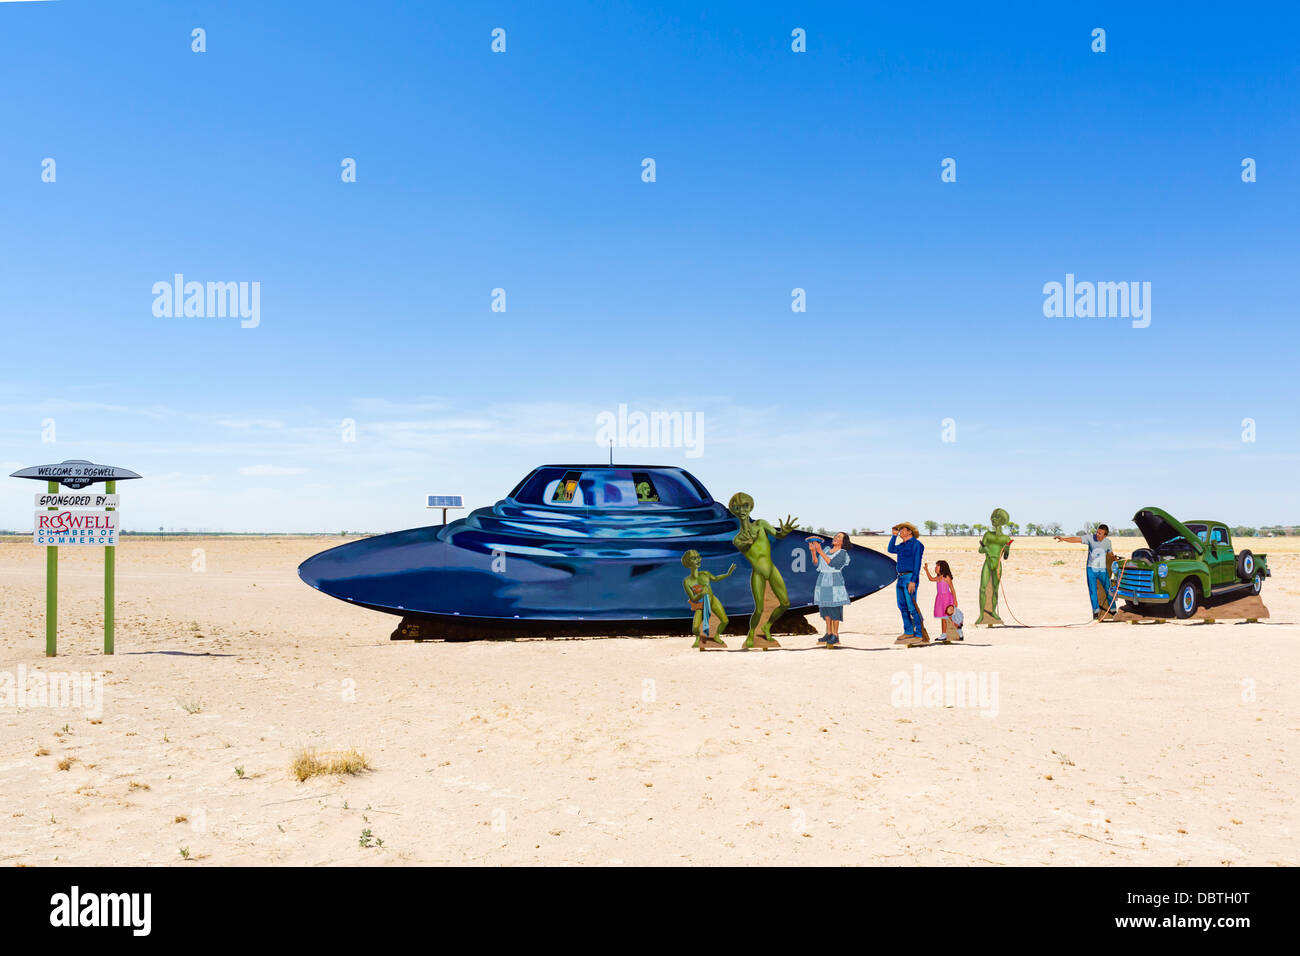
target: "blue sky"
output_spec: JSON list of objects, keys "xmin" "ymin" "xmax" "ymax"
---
[{"xmin": 1, "ymin": 1, "xmax": 1297, "ymax": 533}]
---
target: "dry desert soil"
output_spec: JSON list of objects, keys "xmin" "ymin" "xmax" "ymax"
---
[{"xmin": 1, "ymin": 534, "xmax": 1296, "ymax": 866}]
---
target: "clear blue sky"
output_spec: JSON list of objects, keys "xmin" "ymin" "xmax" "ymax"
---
[{"xmin": 1, "ymin": 1, "xmax": 1297, "ymax": 533}]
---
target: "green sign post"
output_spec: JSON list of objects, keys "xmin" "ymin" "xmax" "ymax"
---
[
  {"xmin": 105, "ymin": 479, "xmax": 117, "ymax": 655},
  {"xmin": 45, "ymin": 481, "xmax": 57, "ymax": 656},
  {"xmin": 12, "ymin": 460, "xmax": 141, "ymax": 657}
]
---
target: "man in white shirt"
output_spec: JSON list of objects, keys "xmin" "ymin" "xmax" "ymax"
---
[{"xmin": 1056, "ymin": 525, "xmax": 1115, "ymax": 618}]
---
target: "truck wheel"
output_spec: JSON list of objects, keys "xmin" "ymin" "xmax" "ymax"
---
[
  {"xmin": 1252, "ymin": 572, "xmax": 1263, "ymax": 595},
  {"xmin": 1173, "ymin": 580, "xmax": 1200, "ymax": 619},
  {"xmin": 1236, "ymin": 550, "xmax": 1255, "ymax": 581}
]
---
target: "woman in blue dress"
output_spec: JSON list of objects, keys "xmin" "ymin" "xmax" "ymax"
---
[{"xmin": 809, "ymin": 532, "xmax": 852, "ymax": 647}]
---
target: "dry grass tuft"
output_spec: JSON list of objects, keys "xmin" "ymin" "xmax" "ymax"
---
[{"xmin": 291, "ymin": 748, "xmax": 371, "ymax": 782}]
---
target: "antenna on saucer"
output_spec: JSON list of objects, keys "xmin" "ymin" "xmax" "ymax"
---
[{"xmin": 608, "ymin": 441, "xmax": 613, "ymax": 466}]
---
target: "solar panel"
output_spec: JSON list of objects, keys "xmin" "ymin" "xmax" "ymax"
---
[{"xmin": 426, "ymin": 495, "xmax": 464, "ymax": 508}]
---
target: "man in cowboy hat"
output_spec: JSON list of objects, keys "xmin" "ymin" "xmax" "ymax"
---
[{"xmin": 888, "ymin": 522, "xmax": 926, "ymax": 645}]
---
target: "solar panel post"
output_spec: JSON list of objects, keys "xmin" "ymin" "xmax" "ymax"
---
[{"xmin": 426, "ymin": 495, "xmax": 465, "ymax": 526}]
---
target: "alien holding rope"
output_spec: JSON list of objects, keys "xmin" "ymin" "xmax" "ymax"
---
[{"xmin": 975, "ymin": 507, "xmax": 1014, "ymax": 625}]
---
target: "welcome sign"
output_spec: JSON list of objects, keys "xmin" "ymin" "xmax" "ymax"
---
[
  {"xmin": 11, "ymin": 460, "xmax": 141, "ymax": 490},
  {"xmin": 12, "ymin": 458, "xmax": 140, "ymax": 656},
  {"xmin": 34, "ymin": 509, "xmax": 119, "ymax": 546}
]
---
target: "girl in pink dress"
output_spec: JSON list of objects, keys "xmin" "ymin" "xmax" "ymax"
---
[{"xmin": 924, "ymin": 560, "xmax": 960, "ymax": 642}]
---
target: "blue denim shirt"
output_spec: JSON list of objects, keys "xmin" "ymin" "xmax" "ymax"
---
[{"xmin": 888, "ymin": 535, "xmax": 923, "ymax": 577}]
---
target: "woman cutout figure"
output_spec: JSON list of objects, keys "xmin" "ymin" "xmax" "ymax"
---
[{"xmin": 809, "ymin": 532, "xmax": 852, "ymax": 647}]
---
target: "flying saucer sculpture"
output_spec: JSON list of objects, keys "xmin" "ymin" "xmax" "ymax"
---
[{"xmin": 298, "ymin": 464, "xmax": 896, "ymax": 625}]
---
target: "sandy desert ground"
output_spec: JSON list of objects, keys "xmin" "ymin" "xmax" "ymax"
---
[{"xmin": 1, "ymin": 533, "xmax": 1296, "ymax": 866}]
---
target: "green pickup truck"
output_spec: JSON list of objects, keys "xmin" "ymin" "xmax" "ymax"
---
[{"xmin": 1113, "ymin": 507, "xmax": 1270, "ymax": 618}]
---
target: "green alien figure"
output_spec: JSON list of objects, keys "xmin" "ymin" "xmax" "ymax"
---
[
  {"xmin": 975, "ymin": 507, "xmax": 1014, "ymax": 625},
  {"xmin": 681, "ymin": 550, "xmax": 736, "ymax": 649},
  {"xmin": 727, "ymin": 492, "xmax": 799, "ymax": 648}
]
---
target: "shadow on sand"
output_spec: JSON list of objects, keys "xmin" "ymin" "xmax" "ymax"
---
[{"xmin": 124, "ymin": 650, "xmax": 236, "ymax": 657}]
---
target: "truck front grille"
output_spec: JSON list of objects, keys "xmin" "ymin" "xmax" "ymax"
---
[{"xmin": 1119, "ymin": 567, "xmax": 1155, "ymax": 593}]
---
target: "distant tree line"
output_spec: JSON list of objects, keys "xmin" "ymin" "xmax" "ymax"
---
[
  {"xmin": 1075, "ymin": 522, "xmax": 1281, "ymax": 538},
  {"xmin": 913, "ymin": 520, "xmax": 1058, "ymax": 537},
  {"xmin": 804, "ymin": 521, "xmax": 1062, "ymax": 536},
  {"xmin": 2, "ymin": 523, "xmax": 1296, "ymax": 539},
  {"xmin": 797, "ymin": 522, "xmax": 1299, "ymax": 538}
]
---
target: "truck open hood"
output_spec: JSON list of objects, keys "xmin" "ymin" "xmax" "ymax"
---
[{"xmin": 1132, "ymin": 507, "xmax": 1204, "ymax": 555}]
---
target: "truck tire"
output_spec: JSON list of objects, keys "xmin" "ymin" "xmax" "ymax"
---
[
  {"xmin": 1236, "ymin": 550, "xmax": 1255, "ymax": 581},
  {"xmin": 1173, "ymin": 580, "xmax": 1200, "ymax": 619},
  {"xmin": 1252, "ymin": 571, "xmax": 1263, "ymax": 595}
]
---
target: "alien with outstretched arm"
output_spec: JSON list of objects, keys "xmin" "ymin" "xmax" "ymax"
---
[
  {"xmin": 727, "ymin": 492, "xmax": 799, "ymax": 649},
  {"xmin": 681, "ymin": 550, "xmax": 736, "ymax": 649}
]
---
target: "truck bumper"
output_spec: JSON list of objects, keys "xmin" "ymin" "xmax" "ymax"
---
[{"xmin": 1115, "ymin": 589, "xmax": 1170, "ymax": 602}]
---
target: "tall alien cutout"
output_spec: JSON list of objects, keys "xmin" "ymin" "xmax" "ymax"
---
[
  {"xmin": 727, "ymin": 492, "xmax": 799, "ymax": 649},
  {"xmin": 975, "ymin": 507, "xmax": 1013, "ymax": 625}
]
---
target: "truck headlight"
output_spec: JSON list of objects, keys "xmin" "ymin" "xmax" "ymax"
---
[
  {"xmin": 1158, "ymin": 563, "xmax": 1168, "ymax": 578},
  {"xmin": 1111, "ymin": 560, "xmax": 1119, "ymax": 573}
]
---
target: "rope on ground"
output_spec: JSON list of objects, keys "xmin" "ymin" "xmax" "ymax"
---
[{"xmin": 994, "ymin": 559, "xmax": 1130, "ymax": 629}]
